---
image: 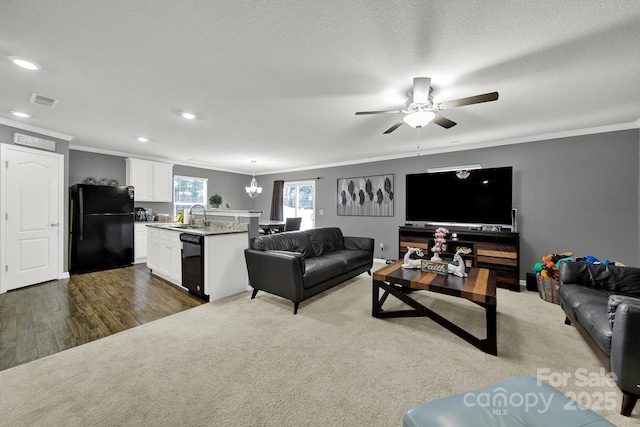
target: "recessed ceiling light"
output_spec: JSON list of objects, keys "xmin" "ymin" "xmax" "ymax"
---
[
  {"xmin": 137, "ymin": 137, "xmax": 150, "ymax": 143},
  {"xmin": 8, "ymin": 56, "xmax": 42, "ymax": 71},
  {"xmin": 10, "ymin": 111, "xmax": 31, "ymax": 118},
  {"xmin": 181, "ymin": 112, "xmax": 197, "ymax": 120}
]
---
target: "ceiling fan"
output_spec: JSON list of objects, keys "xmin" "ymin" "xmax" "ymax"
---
[{"xmin": 355, "ymin": 77, "xmax": 498, "ymax": 134}]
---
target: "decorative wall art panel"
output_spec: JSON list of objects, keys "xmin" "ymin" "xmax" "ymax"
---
[{"xmin": 337, "ymin": 174, "xmax": 394, "ymax": 216}]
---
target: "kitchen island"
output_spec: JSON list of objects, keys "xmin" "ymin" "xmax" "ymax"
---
[{"xmin": 146, "ymin": 220, "xmax": 249, "ymax": 301}]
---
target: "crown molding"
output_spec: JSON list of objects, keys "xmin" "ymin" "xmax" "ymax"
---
[
  {"xmin": 266, "ymin": 119, "xmax": 640, "ymax": 175},
  {"xmin": 69, "ymin": 144, "xmax": 248, "ymax": 175},
  {"xmin": 0, "ymin": 117, "xmax": 74, "ymax": 141},
  {"xmin": 44, "ymin": 117, "xmax": 640, "ymax": 176}
]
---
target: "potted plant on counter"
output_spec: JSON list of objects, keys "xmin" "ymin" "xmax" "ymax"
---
[{"xmin": 209, "ymin": 194, "xmax": 223, "ymax": 209}]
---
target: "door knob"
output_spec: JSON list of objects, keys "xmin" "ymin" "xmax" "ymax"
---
[{"xmin": 50, "ymin": 223, "xmax": 59, "ymax": 227}]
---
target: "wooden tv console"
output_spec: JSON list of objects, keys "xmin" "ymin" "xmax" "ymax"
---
[{"xmin": 399, "ymin": 225, "xmax": 520, "ymax": 291}]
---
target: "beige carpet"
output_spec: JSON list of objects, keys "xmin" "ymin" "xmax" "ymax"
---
[{"xmin": 0, "ymin": 262, "xmax": 636, "ymax": 426}]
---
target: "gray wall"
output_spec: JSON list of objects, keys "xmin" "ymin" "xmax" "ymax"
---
[
  {"xmin": 0, "ymin": 123, "xmax": 71, "ymax": 271},
  {"xmin": 252, "ymin": 129, "xmax": 640, "ymax": 280},
  {"xmin": 10, "ymin": 124, "xmax": 637, "ymax": 281},
  {"xmin": 69, "ymin": 149, "xmax": 124, "ymax": 187},
  {"xmin": 69, "ymin": 150, "xmax": 253, "ymax": 216}
]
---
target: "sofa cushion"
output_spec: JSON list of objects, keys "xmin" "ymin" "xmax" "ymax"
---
[
  {"xmin": 330, "ymin": 249, "xmax": 372, "ymax": 270},
  {"xmin": 302, "ymin": 256, "xmax": 346, "ymax": 289},
  {"xmin": 560, "ymin": 262, "xmax": 608, "ymax": 290},
  {"xmin": 574, "ymin": 302, "xmax": 612, "ymax": 355},
  {"xmin": 252, "ymin": 231, "xmax": 315, "ymax": 259},
  {"xmin": 302, "ymin": 249, "xmax": 372, "ymax": 289},
  {"xmin": 307, "ymin": 227, "xmax": 344, "ymax": 257},
  {"xmin": 560, "ymin": 262, "xmax": 640, "ymax": 297},
  {"xmin": 603, "ymin": 265, "xmax": 640, "ymax": 296},
  {"xmin": 559, "ymin": 284, "xmax": 609, "ymax": 311}
]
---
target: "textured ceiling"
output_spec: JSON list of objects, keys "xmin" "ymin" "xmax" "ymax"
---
[{"xmin": 1, "ymin": 1, "xmax": 639, "ymax": 175}]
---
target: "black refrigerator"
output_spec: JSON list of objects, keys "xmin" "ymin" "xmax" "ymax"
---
[{"xmin": 70, "ymin": 184, "xmax": 135, "ymax": 273}]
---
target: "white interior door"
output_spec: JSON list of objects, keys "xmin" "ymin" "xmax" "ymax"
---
[{"xmin": 0, "ymin": 143, "xmax": 63, "ymax": 293}]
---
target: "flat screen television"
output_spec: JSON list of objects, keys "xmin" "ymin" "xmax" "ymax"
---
[{"xmin": 405, "ymin": 166, "xmax": 513, "ymax": 227}]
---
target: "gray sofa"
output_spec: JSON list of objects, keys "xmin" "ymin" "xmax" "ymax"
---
[
  {"xmin": 559, "ymin": 261, "xmax": 640, "ymax": 416},
  {"xmin": 244, "ymin": 227, "xmax": 374, "ymax": 314}
]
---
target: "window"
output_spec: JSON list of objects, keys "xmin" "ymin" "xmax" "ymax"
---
[
  {"xmin": 283, "ymin": 180, "xmax": 315, "ymax": 230},
  {"xmin": 174, "ymin": 175, "xmax": 208, "ymax": 218}
]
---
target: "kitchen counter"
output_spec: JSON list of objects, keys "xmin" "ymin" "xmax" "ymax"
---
[
  {"xmin": 203, "ymin": 209, "xmax": 262, "ymax": 217},
  {"xmin": 146, "ymin": 221, "xmax": 250, "ymax": 301},
  {"xmin": 146, "ymin": 220, "xmax": 248, "ymax": 236},
  {"xmin": 191, "ymin": 209, "xmax": 263, "ymax": 240}
]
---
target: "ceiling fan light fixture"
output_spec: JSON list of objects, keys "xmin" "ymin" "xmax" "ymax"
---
[
  {"xmin": 403, "ymin": 111, "xmax": 435, "ymax": 128},
  {"xmin": 456, "ymin": 170, "xmax": 471, "ymax": 179}
]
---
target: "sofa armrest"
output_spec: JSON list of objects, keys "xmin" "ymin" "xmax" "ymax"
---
[
  {"xmin": 608, "ymin": 295, "xmax": 640, "ymax": 327},
  {"xmin": 609, "ymin": 295, "xmax": 640, "ymax": 395},
  {"xmin": 244, "ymin": 249, "xmax": 305, "ymax": 302},
  {"xmin": 344, "ymin": 236, "xmax": 374, "ymax": 252}
]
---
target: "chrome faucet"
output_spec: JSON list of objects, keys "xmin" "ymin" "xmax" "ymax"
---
[{"xmin": 189, "ymin": 204, "xmax": 207, "ymax": 224}]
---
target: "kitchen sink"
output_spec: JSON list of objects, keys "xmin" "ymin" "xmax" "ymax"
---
[
  {"xmin": 171, "ymin": 224, "xmax": 203, "ymax": 229},
  {"xmin": 152, "ymin": 223, "xmax": 203, "ymax": 230}
]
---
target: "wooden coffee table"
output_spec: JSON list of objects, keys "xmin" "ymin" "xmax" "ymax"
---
[{"xmin": 372, "ymin": 261, "xmax": 498, "ymax": 355}]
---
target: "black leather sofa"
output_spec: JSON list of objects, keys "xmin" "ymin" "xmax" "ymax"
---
[
  {"xmin": 559, "ymin": 261, "xmax": 640, "ymax": 416},
  {"xmin": 244, "ymin": 227, "xmax": 374, "ymax": 314}
]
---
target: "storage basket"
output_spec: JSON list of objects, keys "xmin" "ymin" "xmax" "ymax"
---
[{"xmin": 537, "ymin": 274, "xmax": 560, "ymax": 304}]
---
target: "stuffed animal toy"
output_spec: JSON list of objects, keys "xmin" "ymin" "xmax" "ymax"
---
[{"xmin": 539, "ymin": 252, "xmax": 574, "ymax": 278}]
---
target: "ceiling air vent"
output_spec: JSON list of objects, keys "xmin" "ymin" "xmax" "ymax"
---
[{"xmin": 30, "ymin": 93, "xmax": 59, "ymax": 108}]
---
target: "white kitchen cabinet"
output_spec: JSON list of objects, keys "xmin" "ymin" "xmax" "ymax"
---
[
  {"xmin": 134, "ymin": 223, "xmax": 148, "ymax": 263},
  {"xmin": 146, "ymin": 227, "xmax": 182, "ymax": 286},
  {"xmin": 204, "ymin": 232, "xmax": 250, "ymax": 300},
  {"xmin": 146, "ymin": 224, "xmax": 250, "ymax": 300},
  {"xmin": 125, "ymin": 158, "xmax": 174, "ymax": 202},
  {"xmin": 146, "ymin": 227, "xmax": 160, "ymax": 271},
  {"xmin": 168, "ymin": 239, "xmax": 182, "ymax": 284},
  {"xmin": 151, "ymin": 162, "xmax": 174, "ymax": 202}
]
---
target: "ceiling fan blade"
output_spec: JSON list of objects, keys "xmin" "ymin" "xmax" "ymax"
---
[
  {"xmin": 383, "ymin": 121, "xmax": 405, "ymax": 134},
  {"xmin": 412, "ymin": 77, "xmax": 430, "ymax": 104},
  {"xmin": 355, "ymin": 110, "xmax": 403, "ymax": 115},
  {"xmin": 438, "ymin": 92, "xmax": 499, "ymax": 109},
  {"xmin": 432, "ymin": 115, "xmax": 457, "ymax": 129}
]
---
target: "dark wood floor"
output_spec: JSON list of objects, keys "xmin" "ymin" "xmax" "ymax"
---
[{"xmin": 0, "ymin": 264, "xmax": 205, "ymax": 372}]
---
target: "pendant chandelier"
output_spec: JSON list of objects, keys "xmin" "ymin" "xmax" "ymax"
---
[{"xmin": 245, "ymin": 160, "xmax": 263, "ymax": 198}]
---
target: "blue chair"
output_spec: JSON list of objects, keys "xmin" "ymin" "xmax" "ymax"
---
[{"xmin": 403, "ymin": 376, "xmax": 615, "ymax": 427}]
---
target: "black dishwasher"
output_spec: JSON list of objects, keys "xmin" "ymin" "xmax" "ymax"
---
[{"xmin": 180, "ymin": 233, "xmax": 209, "ymax": 301}]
